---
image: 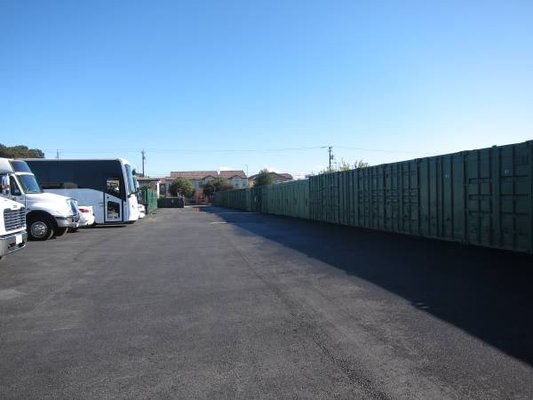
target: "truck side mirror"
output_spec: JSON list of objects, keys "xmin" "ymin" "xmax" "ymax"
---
[{"xmin": 0, "ymin": 175, "xmax": 10, "ymax": 196}]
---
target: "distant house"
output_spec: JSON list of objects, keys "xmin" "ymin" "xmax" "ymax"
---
[
  {"xmin": 169, "ymin": 171, "xmax": 218, "ymax": 196},
  {"xmin": 219, "ymin": 170, "xmax": 248, "ymax": 189},
  {"xmin": 161, "ymin": 170, "xmax": 248, "ymax": 203},
  {"xmin": 248, "ymin": 172, "xmax": 293, "ymax": 186},
  {"xmin": 135, "ymin": 176, "xmax": 161, "ymax": 194}
]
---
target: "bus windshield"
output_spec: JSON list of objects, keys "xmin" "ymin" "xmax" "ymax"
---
[
  {"xmin": 18, "ymin": 174, "xmax": 42, "ymax": 194},
  {"xmin": 124, "ymin": 164, "xmax": 136, "ymax": 195}
]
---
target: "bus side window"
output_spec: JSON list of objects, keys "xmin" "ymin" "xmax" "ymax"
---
[{"xmin": 106, "ymin": 178, "xmax": 121, "ymax": 196}]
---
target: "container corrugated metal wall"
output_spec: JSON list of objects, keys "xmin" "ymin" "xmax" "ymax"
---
[
  {"xmin": 309, "ymin": 172, "xmax": 341, "ymax": 224},
  {"xmin": 261, "ymin": 180, "xmax": 310, "ymax": 219},
  {"xmin": 214, "ymin": 141, "xmax": 533, "ymax": 254},
  {"xmin": 214, "ymin": 188, "xmax": 252, "ymax": 211},
  {"xmin": 139, "ymin": 187, "xmax": 158, "ymax": 213},
  {"xmin": 214, "ymin": 181, "xmax": 310, "ymax": 218}
]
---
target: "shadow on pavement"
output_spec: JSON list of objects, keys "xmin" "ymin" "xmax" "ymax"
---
[{"xmin": 204, "ymin": 206, "xmax": 533, "ymax": 367}]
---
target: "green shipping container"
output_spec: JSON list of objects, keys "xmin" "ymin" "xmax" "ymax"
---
[
  {"xmin": 259, "ymin": 180, "xmax": 309, "ymax": 219},
  {"xmin": 139, "ymin": 187, "xmax": 158, "ymax": 213},
  {"xmin": 214, "ymin": 188, "xmax": 252, "ymax": 211},
  {"xmin": 214, "ymin": 141, "xmax": 533, "ymax": 254}
]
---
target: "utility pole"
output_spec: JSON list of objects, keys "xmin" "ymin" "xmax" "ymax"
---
[
  {"xmin": 141, "ymin": 150, "xmax": 146, "ymax": 177},
  {"xmin": 328, "ymin": 146, "xmax": 334, "ymax": 171},
  {"xmin": 56, "ymin": 149, "xmax": 60, "ymax": 159}
]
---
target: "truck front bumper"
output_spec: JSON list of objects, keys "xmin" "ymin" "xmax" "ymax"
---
[
  {"xmin": 0, "ymin": 230, "xmax": 28, "ymax": 258},
  {"xmin": 55, "ymin": 214, "xmax": 80, "ymax": 229}
]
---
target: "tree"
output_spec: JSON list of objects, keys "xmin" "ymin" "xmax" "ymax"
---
[
  {"xmin": 254, "ymin": 169, "xmax": 274, "ymax": 187},
  {"xmin": 202, "ymin": 178, "xmax": 233, "ymax": 198},
  {"xmin": 0, "ymin": 144, "xmax": 45, "ymax": 158},
  {"xmin": 316, "ymin": 159, "xmax": 370, "ymax": 175},
  {"xmin": 169, "ymin": 177, "xmax": 195, "ymax": 198},
  {"xmin": 353, "ymin": 160, "xmax": 369, "ymax": 169},
  {"xmin": 338, "ymin": 159, "xmax": 352, "ymax": 172}
]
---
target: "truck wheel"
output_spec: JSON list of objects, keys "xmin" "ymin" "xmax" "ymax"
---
[
  {"xmin": 54, "ymin": 227, "xmax": 69, "ymax": 237},
  {"xmin": 28, "ymin": 215, "xmax": 55, "ymax": 241}
]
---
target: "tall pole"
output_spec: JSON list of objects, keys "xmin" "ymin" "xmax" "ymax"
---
[
  {"xmin": 141, "ymin": 150, "xmax": 146, "ymax": 177},
  {"xmin": 328, "ymin": 146, "xmax": 333, "ymax": 171}
]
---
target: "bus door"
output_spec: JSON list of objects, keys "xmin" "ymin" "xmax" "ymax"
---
[{"xmin": 105, "ymin": 178, "xmax": 123, "ymax": 222}]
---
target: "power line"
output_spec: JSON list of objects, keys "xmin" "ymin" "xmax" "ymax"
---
[
  {"xmin": 335, "ymin": 146, "xmax": 432, "ymax": 155},
  {"xmin": 166, "ymin": 146, "xmax": 323, "ymax": 153},
  {"xmin": 42, "ymin": 146, "xmax": 327, "ymax": 154},
  {"xmin": 42, "ymin": 145, "xmax": 434, "ymax": 156}
]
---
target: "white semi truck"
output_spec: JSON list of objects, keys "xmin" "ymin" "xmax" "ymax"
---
[
  {"xmin": 0, "ymin": 158, "xmax": 79, "ymax": 241},
  {"xmin": 0, "ymin": 197, "xmax": 27, "ymax": 261}
]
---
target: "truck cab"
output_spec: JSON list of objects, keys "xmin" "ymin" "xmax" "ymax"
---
[{"xmin": 0, "ymin": 159, "xmax": 79, "ymax": 241}]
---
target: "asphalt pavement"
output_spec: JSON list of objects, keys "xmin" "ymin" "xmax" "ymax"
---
[{"xmin": 1, "ymin": 206, "xmax": 532, "ymax": 399}]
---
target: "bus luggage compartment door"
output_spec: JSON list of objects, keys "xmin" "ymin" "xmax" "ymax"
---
[
  {"xmin": 104, "ymin": 178, "xmax": 124, "ymax": 223},
  {"xmin": 105, "ymin": 195, "xmax": 122, "ymax": 222}
]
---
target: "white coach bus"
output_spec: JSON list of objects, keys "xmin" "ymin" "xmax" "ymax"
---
[{"xmin": 25, "ymin": 159, "xmax": 140, "ymax": 225}]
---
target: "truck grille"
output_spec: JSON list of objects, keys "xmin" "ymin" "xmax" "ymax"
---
[{"xmin": 4, "ymin": 207, "xmax": 26, "ymax": 231}]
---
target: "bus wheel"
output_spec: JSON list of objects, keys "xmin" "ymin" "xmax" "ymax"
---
[
  {"xmin": 28, "ymin": 215, "xmax": 55, "ymax": 241},
  {"xmin": 54, "ymin": 227, "xmax": 69, "ymax": 237}
]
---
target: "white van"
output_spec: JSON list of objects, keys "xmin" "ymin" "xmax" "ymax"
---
[{"xmin": 0, "ymin": 158, "xmax": 79, "ymax": 240}]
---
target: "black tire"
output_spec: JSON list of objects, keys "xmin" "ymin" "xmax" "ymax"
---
[
  {"xmin": 28, "ymin": 215, "xmax": 55, "ymax": 241},
  {"xmin": 54, "ymin": 227, "xmax": 69, "ymax": 237}
]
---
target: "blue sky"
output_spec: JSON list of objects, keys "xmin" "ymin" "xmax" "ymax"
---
[{"xmin": 1, "ymin": 0, "xmax": 532, "ymax": 178}]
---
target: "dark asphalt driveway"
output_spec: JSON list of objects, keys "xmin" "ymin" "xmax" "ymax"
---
[{"xmin": 1, "ymin": 207, "xmax": 532, "ymax": 399}]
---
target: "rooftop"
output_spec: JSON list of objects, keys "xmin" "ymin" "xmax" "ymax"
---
[{"xmin": 168, "ymin": 170, "xmax": 247, "ymax": 180}]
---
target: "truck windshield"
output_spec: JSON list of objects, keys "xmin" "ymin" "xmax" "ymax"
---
[{"xmin": 18, "ymin": 174, "xmax": 42, "ymax": 194}]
